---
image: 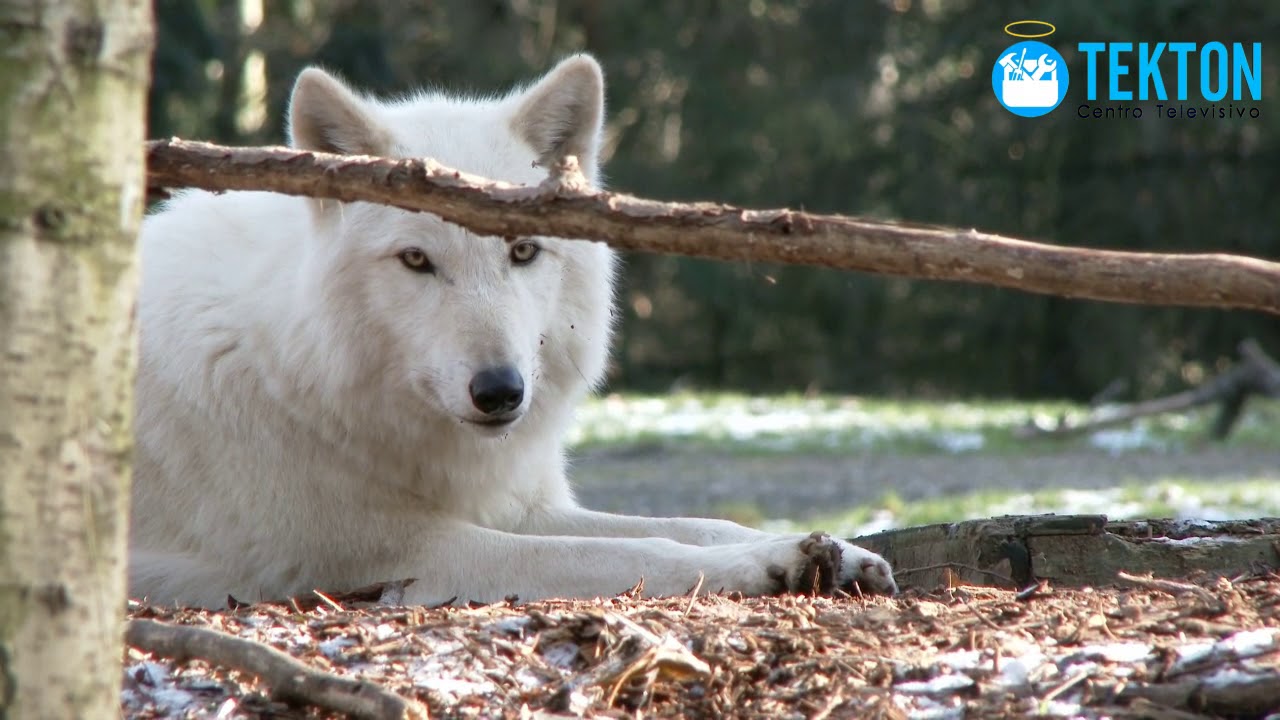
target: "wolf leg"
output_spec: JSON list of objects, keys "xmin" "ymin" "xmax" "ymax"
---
[
  {"xmin": 391, "ymin": 520, "xmax": 886, "ymax": 604},
  {"xmin": 515, "ymin": 507, "xmax": 896, "ymax": 596}
]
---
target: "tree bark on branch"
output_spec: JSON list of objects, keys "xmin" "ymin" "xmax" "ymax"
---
[
  {"xmin": 126, "ymin": 619, "xmax": 428, "ymax": 720},
  {"xmin": 2, "ymin": 2, "xmax": 150, "ymax": 717},
  {"xmin": 146, "ymin": 139, "xmax": 1280, "ymax": 316}
]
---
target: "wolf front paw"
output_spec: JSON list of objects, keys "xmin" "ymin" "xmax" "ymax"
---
[
  {"xmin": 694, "ymin": 531, "xmax": 897, "ymax": 598},
  {"xmin": 767, "ymin": 531, "xmax": 843, "ymax": 594},
  {"xmin": 763, "ymin": 531, "xmax": 896, "ymax": 596},
  {"xmin": 833, "ymin": 536, "xmax": 898, "ymax": 596}
]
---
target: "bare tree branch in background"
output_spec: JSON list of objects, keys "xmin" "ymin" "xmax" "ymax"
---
[
  {"xmin": 1018, "ymin": 339, "xmax": 1280, "ymax": 441},
  {"xmin": 146, "ymin": 139, "xmax": 1280, "ymax": 316}
]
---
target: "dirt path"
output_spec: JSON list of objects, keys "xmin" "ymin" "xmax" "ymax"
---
[{"xmin": 569, "ymin": 446, "xmax": 1280, "ymax": 520}]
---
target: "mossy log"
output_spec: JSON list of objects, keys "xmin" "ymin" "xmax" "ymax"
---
[{"xmin": 855, "ymin": 515, "xmax": 1280, "ymax": 591}]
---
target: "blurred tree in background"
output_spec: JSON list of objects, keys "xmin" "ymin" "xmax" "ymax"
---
[{"xmin": 150, "ymin": 0, "xmax": 1280, "ymax": 400}]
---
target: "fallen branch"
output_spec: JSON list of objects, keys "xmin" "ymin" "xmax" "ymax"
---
[
  {"xmin": 1120, "ymin": 669, "xmax": 1280, "ymax": 716},
  {"xmin": 145, "ymin": 139, "xmax": 1280, "ymax": 316},
  {"xmin": 1116, "ymin": 571, "xmax": 1225, "ymax": 614},
  {"xmin": 1017, "ymin": 338, "xmax": 1280, "ymax": 440},
  {"xmin": 125, "ymin": 618, "xmax": 428, "ymax": 720}
]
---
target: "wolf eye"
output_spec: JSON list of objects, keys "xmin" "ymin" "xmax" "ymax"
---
[
  {"xmin": 510, "ymin": 240, "xmax": 541, "ymax": 266},
  {"xmin": 397, "ymin": 248, "xmax": 435, "ymax": 274}
]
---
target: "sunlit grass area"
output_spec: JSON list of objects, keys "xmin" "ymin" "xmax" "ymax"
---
[
  {"xmin": 567, "ymin": 393, "xmax": 1280, "ymax": 455},
  {"xmin": 758, "ymin": 477, "xmax": 1280, "ymax": 538},
  {"xmin": 568, "ymin": 394, "xmax": 1280, "ymax": 532}
]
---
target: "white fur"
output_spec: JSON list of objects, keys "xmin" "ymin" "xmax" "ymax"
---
[{"xmin": 130, "ymin": 55, "xmax": 896, "ymax": 607}]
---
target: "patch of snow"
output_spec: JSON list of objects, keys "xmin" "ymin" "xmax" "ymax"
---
[
  {"xmin": 1172, "ymin": 641, "xmax": 1215, "ymax": 671},
  {"xmin": 894, "ymin": 694, "xmax": 965, "ymax": 720},
  {"xmin": 318, "ymin": 636, "xmax": 356, "ymax": 658},
  {"xmin": 119, "ymin": 688, "xmax": 141, "ymax": 708},
  {"xmin": 895, "ymin": 673, "xmax": 975, "ymax": 695},
  {"xmin": 151, "ymin": 687, "xmax": 196, "ymax": 713},
  {"xmin": 849, "ymin": 509, "xmax": 899, "ymax": 536},
  {"xmin": 986, "ymin": 489, "xmax": 1146, "ymax": 520},
  {"xmin": 1058, "ymin": 660, "xmax": 1099, "ymax": 682},
  {"xmin": 934, "ymin": 431, "xmax": 985, "ymax": 453},
  {"xmin": 489, "ymin": 616, "xmax": 534, "ymax": 635},
  {"xmin": 565, "ymin": 688, "xmax": 593, "ymax": 715},
  {"xmin": 127, "ymin": 660, "xmax": 170, "ymax": 686},
  {"xmin": 1070, "ymin": 642, "xmax": 1153, "ymax": 664},
  {"xmin": 933, "ymin": 650, "xmax": 983, "ymax": 671},
  {"xmin": 513, "ymin": 667, "xmax": 547, "ymax": 690},
  {"xmin": 1222, "ymin": 628, "xmax": 1280, "ymax": 656},
  {"xmin": 1171, "ymin": 629, "xmax": 1279, "ymax": 675},
  {"xmin": 569, "ymin": 395, "xmax": 1024, "ymax": 452},
  {"xmin": 1151, "ymin": 536, "xmax": 1246, "ymax": 546},
  {"xmin": 258, "ymin": 625, "xmax": 310, "ymax": 648},
  {"xmin": 1204, "ymin": 667, "xmax": 1267, "ymax": 688},
  {"xmin": 1055, "ymin": 489, "xmax": 1143, "ymax": 518},
  {"xmin": 1089, "ymin": 427, "xmax": 1161, "ymax": 454},
  {"xmin": 1169, "ymin": 518, "xmax": 1220, "ymax": 533},
  {"xmin": 414, "ymin": 676, "xmax": 496, "ymax": 701},
  {"xmin": 995, "ymin": 649, "xmax": 1047, "ymax": 689},
  {"xmin": 420, "ymin": 638, "xmax": 464, "ymax": 655},
  {"xmin": 542, "ymin": 641, "xmax": 580, "ymax": 669}
]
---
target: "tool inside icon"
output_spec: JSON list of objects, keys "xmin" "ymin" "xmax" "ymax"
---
[{"xmin": 999, "ymin": 49, "xmax": 1059, "ymax": 108}]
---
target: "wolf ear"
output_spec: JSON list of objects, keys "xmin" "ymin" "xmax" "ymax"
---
[
  {"xmin": 288, "ymin": 68, "xmax": 391, "ymax": 156},
  {"xmin": 510, "ymin": 54, "xmax": 605, "ymax": 174}
]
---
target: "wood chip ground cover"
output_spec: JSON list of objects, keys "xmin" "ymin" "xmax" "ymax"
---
[{"xmin": 122, "ymin": 571, "xmax": 1280, "ymax": 719}]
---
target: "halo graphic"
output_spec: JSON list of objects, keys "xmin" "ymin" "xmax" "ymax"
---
[{"xmin": 1003, "ymin": 20, "xmax": 1056, "ymax": 39}]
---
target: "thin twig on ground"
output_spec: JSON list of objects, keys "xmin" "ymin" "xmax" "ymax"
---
[
  {"xmin": 683, "ymin": 572, "xmax": 705, "ymax": 619},
  {"xmin": 895, "ymin": 562, "xmax": 1016, "ymax": 587},
  {"xmin": 1116, "ymin": 571, "xmax": 1225, "ymax": 613},
  {"xmin": 125, "ymin": 618, "xmax": 428, "ymax": 720},
  {"xmin": 957, "ymin": 592, "xmax": 1004, "ymax": 632}
]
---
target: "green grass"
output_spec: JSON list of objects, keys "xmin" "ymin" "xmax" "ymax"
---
[
  {"xmin": 569, "ymin": 394, "xmax": 1280, "ymax": 534},
  {"xmin": 756, "ymin": 477, "xmax": 1280, "ymax": 537},
  {"xmin": 567, "ymin": 392, "xmax": 1280, "ymax": 456}
]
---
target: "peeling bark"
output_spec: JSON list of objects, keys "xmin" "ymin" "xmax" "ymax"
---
[
  {"xmin": 0, "ymin": 1, "xmax": 152, "ymax": 716},
  {"xmin": 126, "ymin": 620, "xmax": 429, "ymax": 720}
]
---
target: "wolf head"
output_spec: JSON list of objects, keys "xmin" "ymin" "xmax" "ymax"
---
[{"xmin": 286, "ymin": 56, "xmax": 616, "ymax": 437}]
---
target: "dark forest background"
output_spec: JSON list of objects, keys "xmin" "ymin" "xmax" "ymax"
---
[{"xmin": 150, "ymin": 0, "xmax": 1280, "ymax": 400}]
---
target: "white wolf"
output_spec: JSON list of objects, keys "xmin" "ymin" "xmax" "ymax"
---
[{"xmin": 130, "ymin": 55, "xmax": 897, "ymax": 607}]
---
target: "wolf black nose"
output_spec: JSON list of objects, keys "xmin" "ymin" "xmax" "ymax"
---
[{"xmin": 469, "ymin": 366, "xmax": 525, "ymax": 415}]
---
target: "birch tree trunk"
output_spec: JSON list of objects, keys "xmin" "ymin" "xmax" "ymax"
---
[{"xmin": 0, "ymin": 1, "xmax": 152, "ymax": 716}]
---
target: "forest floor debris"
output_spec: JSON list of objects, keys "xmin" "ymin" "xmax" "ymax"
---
[{"xmin": 123, "ymin": 569, "xmax": 1280, "ymax": 719}]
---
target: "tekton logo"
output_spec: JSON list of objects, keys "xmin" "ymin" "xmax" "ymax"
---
[
  {"xmin": 992, "ymin": 20, "xmax": 1264, "ymax": 119},
  {"xmin": 1077, "ymin": 41, "xmax": 1262, "ymax": 119},
  {"xmin": 992, "ymin": 21, "xmax": 1069, "ymax": 117}
]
